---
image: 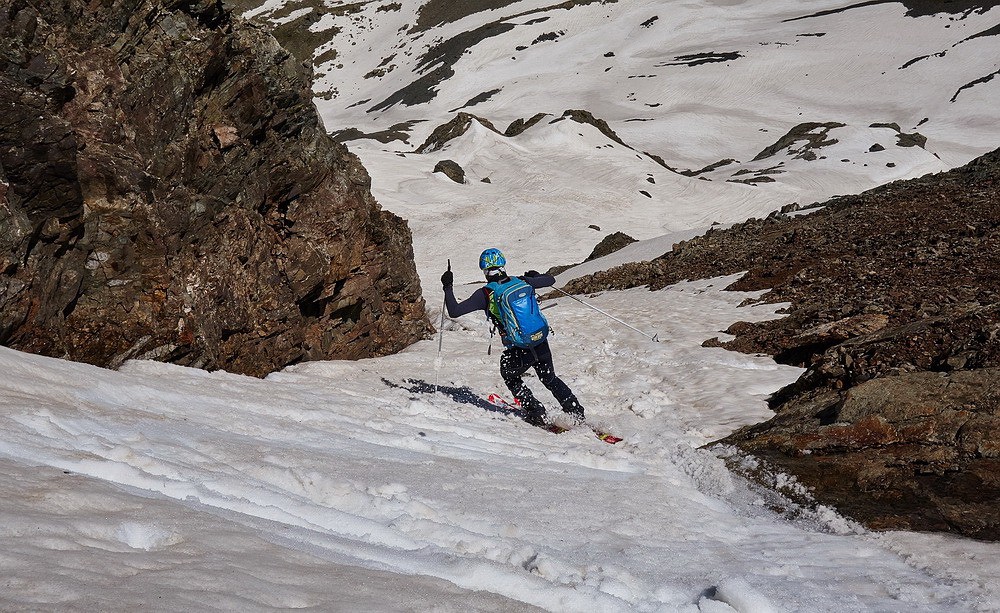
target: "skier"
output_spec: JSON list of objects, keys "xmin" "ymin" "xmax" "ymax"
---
[{"xmin": 440, "ymin": 248, "xmax": 586, "ymax": 427}]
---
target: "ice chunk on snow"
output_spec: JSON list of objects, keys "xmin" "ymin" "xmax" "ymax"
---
[{"xmin": 713, "ymin": 576, "xmax": 777, "ymax": 613}]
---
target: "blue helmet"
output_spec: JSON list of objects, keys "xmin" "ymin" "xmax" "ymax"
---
[{"xmin": 479, "ymin": 248, "xmax": 506, "ymax": 270}]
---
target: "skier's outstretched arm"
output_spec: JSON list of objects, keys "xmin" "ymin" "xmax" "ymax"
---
[
  {"xmin": 442, "ymin": 267, "xmax": 487, "ymax": 317},
  {"xmin": 444, "ymin": 286, "xmax": 486, "ymax": 317},
  {"xmin": 522, "ymin": 270, "xmax": 555, "ymax": 288}
]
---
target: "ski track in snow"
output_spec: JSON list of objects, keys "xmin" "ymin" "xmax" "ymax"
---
[{"xmin": 2, "ymin": 277, "xmax": 997, "ymax": 611}]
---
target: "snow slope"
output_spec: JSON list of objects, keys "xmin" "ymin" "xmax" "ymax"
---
[
  {"xmin": 361, "ymin": 119, "xmax": 786, "ymax": 285},
  {"xmin": 4, "ymin": 277, "xmax": 999, "ymax": 611}
]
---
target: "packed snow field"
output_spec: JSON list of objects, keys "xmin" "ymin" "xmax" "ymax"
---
[
  {"xmin": 4, "ymin": 0, "xmax": 1000, "ymax": 610},
  {"xmin": 3, "ymin": 274, "xmax": 1000, "ymax": 611}
]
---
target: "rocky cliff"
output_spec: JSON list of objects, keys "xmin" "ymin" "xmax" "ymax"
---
[
  {"xmin": 565, "ymin": 148, "xmax": 1000, "ymax": 539},
  {"xmin": 0, "ymin": 0, "xmax": 430, "ymax": 377}
]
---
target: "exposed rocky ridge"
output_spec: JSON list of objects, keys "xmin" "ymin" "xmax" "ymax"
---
[
  {"xmin": 0, "ymin": 0, "xmax": 430, "ymax": 377},
  {"xmin": 411, "ymin": 0, "xmax": 522, "ymax": 34},
  {"xmin": 415, "ymin": 109, "xmax": 634, "ymax": 154},
  {"xmin": 504, "ymin": 113, "xmax": 551, "ymax": 137},
  {"xmin": 366, "ymin": 0, "xmax": 619, "ymax": 113},
  {"xmin": 751, "ymin": 122, "xmax": 845, "ymax": 162},
  {"xmin": 415, "ymin": 112, "xmax": 502, "ymax": 153},
  {"xmin": 553, "ymin": 109, "xmax": 631, "ymax": 148},
  {"xmin": 564, "ymin": 148, "xmax": 1000, "ymax": 539},
  {"xmin": 870, "ymin": 122, "xmax": 928, "ymax": 149}
]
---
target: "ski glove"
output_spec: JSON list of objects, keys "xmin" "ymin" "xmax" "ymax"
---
[
  {"xmin": 524, "ymin": 270, "xmax": 540, "ymax": 277},
  {"xmin": 441, "ymin": 269, "xmax": 453, "ymax": 288}
]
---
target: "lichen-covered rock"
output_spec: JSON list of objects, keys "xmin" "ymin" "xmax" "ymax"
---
[{"xmin": 0, "ymin": 0, "xmax": 430, "ymax": 377}]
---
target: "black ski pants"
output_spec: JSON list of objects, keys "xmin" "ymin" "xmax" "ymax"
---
[{"xmin": 499, "ymin": 340, "xmax": 584, "ymax": 422}]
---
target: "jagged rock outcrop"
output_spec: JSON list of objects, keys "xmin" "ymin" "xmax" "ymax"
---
[
  {"xmin": 587, "ymin": 231, "xmax": 638, "ymax": 261},
  {"xmin": 415, "ymin": 109, "xmax": 630, "ymax": 154},
  {"xmin": 0, "ymin": 0, "xmax": 430, "ymax": 377},
  {"xmin": 565, "ymin": 148, "xmax": 1000, "ymax": 539},
  {"xmin": 751, "ymin": 122, "xmax": 845, "ymax": 161},
  {"xmin": 505, "ymin": 113, "xmax": 550, "ymax": 137},
  {"xmin": 415, "ymin": 112, "xmax": 501, "ymax": 153},
  {"xmin": 554, "ymin": 109, "xmax": 631, "ymax": 148},
  {"xmin": 547, "ymin": 232, "xmax": 637, "ymax": 276}
]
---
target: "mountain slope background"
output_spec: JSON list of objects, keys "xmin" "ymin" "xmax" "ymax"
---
[{"xmin": 237, "ymin": 0, "xmax": 999, "ymax": 283}]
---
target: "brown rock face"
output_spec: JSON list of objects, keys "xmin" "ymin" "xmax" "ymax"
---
[
  {"xmin": 728, "ymin": 369, "xmax": 1000, "ymax": 539},
  {"xmin": 0, "ymin": 0, "xmax": 430, "ymax": 377},
  {"xmin": 565, "ymin": 148, "xmax": 1000, "ymax": 539}
]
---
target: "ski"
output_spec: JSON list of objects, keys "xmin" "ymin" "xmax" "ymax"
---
[
  {"xmin": 486, "ymin": 394, "xmax": 622, "ymax": 444},
  {"xmin": 595, "ymin": 431, "xmax": 623, "ymax": 444},
  {"xmin": 487, "ymin": 393, "xmax": 520, "ymax": 408}
]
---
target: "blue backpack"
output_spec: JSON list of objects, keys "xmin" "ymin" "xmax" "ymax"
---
[{"xmin": 485, "ymin": 277, "xmax": 549, "ymax": 348}]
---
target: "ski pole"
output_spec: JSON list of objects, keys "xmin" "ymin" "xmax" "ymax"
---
[
  {"xmin": 434, "ymin": 259, "xmax": 450, "ymax": 392},
  {"xmin": 550, "ymin": 286, "xmax": 659, "ymax": 342}
]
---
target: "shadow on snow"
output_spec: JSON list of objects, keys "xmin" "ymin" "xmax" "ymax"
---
[{"xmin": 381, "ymin": 378, "xmax": 520, "ymax": 417}]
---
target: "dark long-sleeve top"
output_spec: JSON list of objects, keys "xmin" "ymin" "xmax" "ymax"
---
[{"xmin": 444, "ymin": 273, "xmax": 556, "ymax": 318}]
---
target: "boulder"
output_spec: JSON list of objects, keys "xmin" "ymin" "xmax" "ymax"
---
[
  {"xmin": 723, "ymin": 368, "xmax": 1000, "ymax": 539},
  {"xmin": 0, "ymin": 0, "xmax": 430, "ymax": 377},
  {"xmin": 433, "ymin": 160, "xmax": 467, "ymax": 184}
]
